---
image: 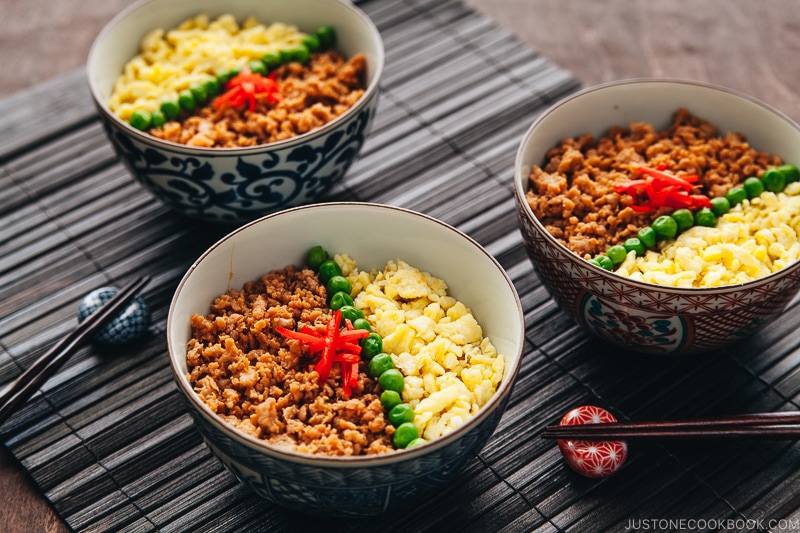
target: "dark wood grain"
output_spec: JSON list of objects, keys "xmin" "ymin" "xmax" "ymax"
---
[{"xmin": 2, "ymin": 1, "xmax": 800, "ymax": 532}]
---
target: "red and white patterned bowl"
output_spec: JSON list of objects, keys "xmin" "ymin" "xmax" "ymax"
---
[{"xmin": 513, "ymin": 79, "xmax": 800, "ymax": 355}]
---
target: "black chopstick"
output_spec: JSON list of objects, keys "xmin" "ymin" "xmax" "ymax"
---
[
  {"xmin": 540, "ymin": 411, "xmax": 800, "ymax": 441},
  {"xmin": 0, "ymin": 276, "xmax": 151, "ymax": 425}
]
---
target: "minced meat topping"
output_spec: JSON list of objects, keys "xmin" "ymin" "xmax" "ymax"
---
[
  {"xmin": 526, "ymin": 108, "xmax": 782, "ymax": 258},
  {"xmin": 186, "ymin": 264, "xmax": 394, "ymax": 456}
]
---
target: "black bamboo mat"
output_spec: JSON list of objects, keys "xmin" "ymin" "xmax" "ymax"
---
[{"xmin": 2, "ymin": 0, "xmax": 800, "ymax": 531}]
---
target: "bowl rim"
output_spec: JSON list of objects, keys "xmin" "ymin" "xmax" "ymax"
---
[
  {"xmin": 513, "ymin": 77, "xmax": 800, "ymax": 294},
  {"xmin": 86, "ymin": 0, "xmax": 385, "ymax": 155},
  {"xmin": 166, "ymin": 201, "xmax": 525, "ymax": 467}
]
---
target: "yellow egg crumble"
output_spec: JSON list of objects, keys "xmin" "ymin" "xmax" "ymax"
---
[
  {"xmin": 335, "ymin": 255, "xmax": 505, "ymax": 441},
  {"xmin": 108, "ymin": 14, "xmax": 307, "ymax": 120},
  {"xmin": 615, "ymin": 182, "xmax": 800, "ymax": 287}
]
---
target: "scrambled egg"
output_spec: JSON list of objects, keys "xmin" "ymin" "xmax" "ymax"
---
[
  {"xmin": 108, "ymin": 14, "xmax": 307, "ymax": 120},
  {"xmin": 337, "ymin": 255, "xmax": 505, "ymax": 440},
  {"xmin": 616, "ymin": 182, "xmax": 800, "ymax": 287}
]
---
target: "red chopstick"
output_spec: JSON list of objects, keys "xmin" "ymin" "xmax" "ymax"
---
[
  {"xmin": 540, "ymin": 411, "xmax": 800, "ymax": 441},
  {"xmin": 0, "ymin": 276, "xmax": 151, "ymax": 425}
]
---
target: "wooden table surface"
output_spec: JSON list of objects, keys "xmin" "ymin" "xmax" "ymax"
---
[{"xmin": 2, "ymin": 1, "xmax": 798, "ymax": 531}]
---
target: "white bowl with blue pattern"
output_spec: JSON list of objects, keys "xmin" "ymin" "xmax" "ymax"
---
[
  {"xmin": 87, "ymin": 0, "xmax": 384, "ymax": 224},
  {"xmin": 167, "ymin": 203, "xmax": 525, "ymax": 516}
]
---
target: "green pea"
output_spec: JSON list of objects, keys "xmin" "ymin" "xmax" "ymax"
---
[
  {"xmin": 315, "ymin": 25, "xmax": 336, "ymax": 48},
  {"xmin": 189, "ymin": 83, "xmax": 207, "ymax": 103},
  {"xmin": 249, "ymin": 59, "xmax": 267, "ymax": 75},
  {"xmin": 289, "ymin": 46, "xmax": 310, "ymax": 64},
  {"xmin": 725, "ymin": 186, "xmax": 747, "ymax": 207},
  {"xmin": 637, "ymin": 226, "xmax": 657, "ymax": 248},
  {"xmin": 694, "ymin": 207, "xmax": 718, "ymax": 227},
  {"xmin": 379, "ymin": 369, "xmax": 405, "ymax": 393},
  {"xmin": 352, "ymin": 318, "xmax": 371, "ymax": 332},
  {"xmin": 262, "ymin": 52, "xmax": 281, "ymax": 69},
  {"xmin": 368, "ymin": 353, "xmax": 393, "ymax": 378},
  {"xmin": 652, "ymin": 215, "xmax": 678, "ymax": 240},
  {"xmin": 327, "ymin": 275, "xmax": 352, "ymax": 297},
  {"xmin": 361, "ymin": 333, "xmax": 383, "ymax": 359},
  {"xmin": 710, "ymin": 196, "xmax": 731, "ymax": 217},
  {"xmin": 671, "ymin": 209, "xmax": 694, "ymax": 232},
  {"xmin": 339, "ymin": 305, "xmax": 364, "ymax": 324},
  {"xmin": 761, "ymin": 167, "xmax": 786, "ymax": 193},
  {"xmin": 778, "ymin": 164, "xmax": 800, "ymax": 184},
  {"xmin": 406, "ymin": 438, "xmax": 427, "ymax": 449},
  {"xmin": 160, "ymin": 100, "xmax": 181, "ymax": 121},
  {"xmin": 595, "ymin": 255, "xmax": 614, "ymax": 271},
  {"xmin": 178, "ymin": 89, "xmax": 196, "ymax": 112},
  {"xmin": 329, "ymin": 291, "xmax": 354, "ymax": 311},
  {"xmin": 150, "ymin": 109, "xmax": 166, "ymax": 128},
  {"xmin": 218, "ymin": 66, "xmax": 242, "ymax": 84},
  {"xmin": 306, "ymin": 245, "xmax": 329, "ymax": 270},
  {"xmin": 202, "ymin": 78, "xmax": 220, "ymax": 97},
  {"xmin": 388, "ymin": 403, "xmax": 415, "ymax": 426},
  {"xmin": 606, "ymin": 245, "xmax": 627, "ymax": 265},
  {"xmin": 393, "ymin": 422, "xmax": 419, "ymax": 448},
  {"xmin": 279, "ymin": 49, "xmax": 294, "ymax": 64},
  {"xmin": 743, "ymin": 176, "xmax": 764, "ymax": 199},
  {"xmin": 302, "ymin": 34, "xmax": 320, "ymax": 52},
  {"xmin": 623, "ymin": 237, "xmax": 645, "ymax": 257},
  {"xmin": 129, "ymin": 110, "xmax": 151, "ymax": 131},
  {"xmin": 318, "ymin": 260, "xmax": 342, "ymax": 284},
  {"xmin": 587, "ymin": 258, "xmax": 602, "ymax": 268},
  {"xmin": 380, "ymin": 390, "xmax": 402, "ymax": 410}
]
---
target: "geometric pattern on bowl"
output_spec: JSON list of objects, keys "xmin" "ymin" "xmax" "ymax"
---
[
  {"xmin": 515, "ymin": 204, "xmax": 800, "ymax": 355},
  {"xmin": 184, "ymin": 392, "xmax": 507, "ymax": 516},
  {"xmin": 99, "ymin": 103, "xmax": 374, "ymax": 224}
]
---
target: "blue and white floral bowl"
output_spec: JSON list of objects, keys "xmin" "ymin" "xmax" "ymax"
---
[
  {"xmin": 167, "ymin": 203, "xmax": 524, "ymax": 515},
  {"xmin": 514, "ymin": 79, "xmax": 800, "ymax": 355},
  {"xmin": 87, "ymin": 0, "xmax": 384, "ymax": 224}
]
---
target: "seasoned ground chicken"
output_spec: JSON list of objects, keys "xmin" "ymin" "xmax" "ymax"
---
[
  {"xmin": 186, "ymin": 264, "xmax": 394, "ymax": 456},
  {"xmin": 526, "ymin": 108, "xmax": 782, "ymax": 258},
  {"xmin": 151, "ymin": 50, "xmax": 367, "ymax": 148}
]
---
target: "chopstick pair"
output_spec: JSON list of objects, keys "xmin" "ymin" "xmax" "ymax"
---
[
  {"xmin": 0, "ymin": 276, "xmax": 151, "ymax": 425},
  {"xmin": 540, "ymin": 411, "xmax": 800, "ymax": 441}
]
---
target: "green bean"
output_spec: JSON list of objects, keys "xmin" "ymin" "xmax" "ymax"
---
[
  {"xmin": 316, "ymin": 25, "xmax": 336, "ymax": 48},
  {"xmin": 262, "ymin": 52, "xmax": 281, "ymax": 69},
  {"xmin": 352, "ymin": 318, "xmax": 371, "ymax": 332},
  {"xmin": 406, "ymin": 438, "xmax": 427, "ymax": 449},
  {"xmin": 189, "ymin": 83, "xmax": 207, "ymax": 103},
  {"xmin": 339, "ymin": 305, "xmax": 364, "ymax": 324},
  {"xmin": 302, "ymin": 34, "xmax": 320, "ymax": 52},
  {"xmin": 306, "ymin": 245, "xmax": 329, "ymax": 270}
]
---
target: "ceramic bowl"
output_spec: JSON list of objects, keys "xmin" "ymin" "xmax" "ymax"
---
[
  {"xmin": 167, "ymin": 202, "xmax": 524, "ymax": 515},
  {"xmin": 514, "ymin": 79, "xmax": 800, "ymax": 355},
  {"xmin": 87, "ymin": 0, "xmax": 384, "ymax": 224}
]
